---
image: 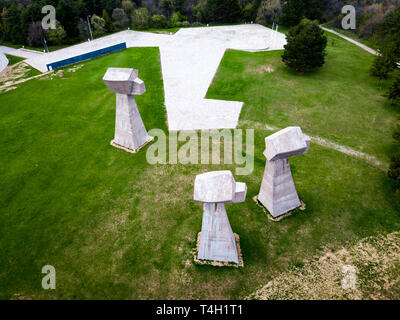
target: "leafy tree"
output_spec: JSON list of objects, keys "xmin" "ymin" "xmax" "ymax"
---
[
  {"xmin": 77, "ymin": 18, "xmax": 90, "ymax": 40},
  {"xmin": 57, "ymin": 0, "xmax": 80, "ymax": 39},
  {"xmin": 203, "ymin": 0, "xmax": 242, "ymax": 23},
  {"xmin": 27, "ymin": 21, "xmax": 43, "ymax": 46},
  {"xmin": 112, "ymin": 8, "xmax": 130, "ymax": 30},
  {"xmin": 243, "ymin": 3, "xmax": 253, "ymax": 22},
  {"xmin": 171, "ymin": 11, "xmax": 187, "ymax": 26},
  {"xmin": 256, "ymin": 0, "xmax": 282, "ymax": 25},
  {"xmin": 131, "ymin": 7, "xmax": 149, "ymax": 29},
  {"xmin": 122, "ymin": 0, "xmax": 136, "ymax": 15},
  {"xmin": 173, "ymin": 0, "xmax": 186, "ymax": 15},
  {"xmin": 161, "ymin": 0, "xmax": 174, "ymax": 19},
  {"xmin": 282, "ymin": 19, "xmax": 327, "ymax": 73},
  {"xmin": 3, "ymin": 4, "xmax": 25, "ymax": 43},
  {"xmin": 281, "ymin": 0, "xmax": 325, "ymax": 26},
  {"xmin": 377, "ymin": 5, "xmax": 400, "ymax": 58},
  {"xmin": 151, "ymin": 14, "xmax": 168, "ymax": 28},
  {"xmin": 102, "ymin": 9, "xmax": 114, "ymax": 33},
  {"xmin": 46, "ymin": 21, "xmax": 67, "ymax": 44},
  {"xmin": 388, "ymin": 73, "xmax": 400, "ymax": 105},
  {"xmin": 91, "ymin": 14, "xmax": 106, "ymax": 37}
]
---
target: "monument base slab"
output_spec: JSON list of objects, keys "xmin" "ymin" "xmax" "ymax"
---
[
  {"xmin": 110, "ymin": 135, "xmax": 154, "ymax": 153},
  {"xmin": 193, "ymin": 232, "xmax": 244, "ymax": 268}
]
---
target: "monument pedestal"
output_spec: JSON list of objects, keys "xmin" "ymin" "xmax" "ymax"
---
[
  {"xmin": 258, "ymin": 158, "xmax": 301, "ymax": 218},
  {"xmin": 103, "ymin": 68, "xmax": 152, "ymax": 153},
  {"xmin": 197, "ymin": 202, "xmax": 239, "ymax": 264}
]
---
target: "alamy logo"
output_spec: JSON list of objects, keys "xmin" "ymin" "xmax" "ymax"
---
[
  {"xmin": 41, "ymin": 265, "xmax": 56, "ymax": 289},
  {"xmin": 41, "ymin": 5, "xmax": 56, "ymax": 30},
  {"xmin": 341, "ymin": 265, "xmax": 357, "ymax": 290},
  {"xmin": 341, "ymin": 5, "xmax": 356, "ymax": 30}
]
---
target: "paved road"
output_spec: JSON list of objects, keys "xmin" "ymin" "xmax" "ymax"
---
[{"xmin": 11, "ymin": 25, "xmax": 287, "ymax": 130}]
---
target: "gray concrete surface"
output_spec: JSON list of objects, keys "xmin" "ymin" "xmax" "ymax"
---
[
  {"xmin": 103, "ymin": 67, "xmax": 151, "ymax": 152},
  {"xmin": 194, "ymin": 170, "xmax": 247, "ymax": 264},
  {"xmin": 258, "ymin": 127, "xmax": 310, "ymax": 217},
  {"xmin": 19, "ymin": 24, "xmax": 286, "ymax": 131}
]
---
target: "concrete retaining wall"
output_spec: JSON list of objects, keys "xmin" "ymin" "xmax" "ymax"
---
[{"xmin": 46, "ymin": 42, "xmax": 127, "ymax": 71}]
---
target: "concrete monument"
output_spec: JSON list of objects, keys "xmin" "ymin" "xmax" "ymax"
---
[
  {"xmin": 258, "ymin": 127, "xmax": 310, "ymax": 217},
  {"xmin": 194, "ymin": 170, "xmax": 247, "ymax": 264},
  {"xmin": 103, "ymin": 67, "xmax": 153, "ymax": 152}
]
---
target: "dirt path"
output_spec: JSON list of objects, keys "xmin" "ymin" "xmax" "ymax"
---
[
  {"xmin": 320, "ymin": 26, "xmax": 377, "ymax": 55},
  {"xmin": 239, "ymin": 120, "xmax": 388, "ymax": 171}
]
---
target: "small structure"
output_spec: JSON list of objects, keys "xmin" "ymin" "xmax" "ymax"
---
[
  {"xmin": 194, "ymin": 170, "xmax": 247, "ymax": 264},
  {"xmin": 258, "ymin": 127, "xmax": 310, "ymax": 218},
  {"xmin": 103, "ymin": 67, "xmax": 153, "ymax": 153}
]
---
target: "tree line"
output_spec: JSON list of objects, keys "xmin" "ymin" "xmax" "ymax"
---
[{"xmin": 2, "ymin": 0, "xmax": 399, "ymax": 48}]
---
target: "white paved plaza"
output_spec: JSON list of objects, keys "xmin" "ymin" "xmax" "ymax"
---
[{"xmin": 16, "ymin": 24, "xmax": 287, "ymax": 130}]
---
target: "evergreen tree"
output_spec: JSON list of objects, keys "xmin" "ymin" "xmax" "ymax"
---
[
  {"xmin": 370, "ymin": 45, "xmax": 397, "ymax": 87},
  {"xmin": 281, "ymin": 0, "xmax": 305, "ymax": 26},
  {"xmin": 377, "ymin": 5, "xmax": 400, "ymax": 59},
  {"xmin": 102, "ymin": 9, "xmax": 114, "ymax": 33},
  {"xmin": 57, "ymin": 0, "xmax": 80, "ymax": 39},
  {"xmin": 388, "ymin": 73, "xmax": 400, "ymax": 105},
  {"xmin": 3, "ymin": 4, "xmax": 25, "ymax": 43},
  {"xmin": 204, "ymin": 0, "xmax": 242, "ymax": 23},
  {"xmin": 282, "ymin": 19, "xmax": 327, "ymax": 73}
]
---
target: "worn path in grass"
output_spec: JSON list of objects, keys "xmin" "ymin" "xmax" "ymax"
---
[
  {"xmin": 240, "ymin": 120, "xmax": 388, "ymax": 170},
  {"xmin": 208, "ymin": 31, "xmax": 399, "ymax": 163}
]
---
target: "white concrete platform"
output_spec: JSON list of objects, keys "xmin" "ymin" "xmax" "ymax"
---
[
  {"xmin": 18, "ymin": 24, "xmax": 287, "ymax": 131},
  {"xmin": 0, "ymin": 52, "xmax": 8, "ymax": 73}
]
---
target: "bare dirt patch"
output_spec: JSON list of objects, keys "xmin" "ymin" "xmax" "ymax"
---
[
  {"xmin": 0, "ymin": 62, "xmax": 32, "ymax": 86},
  {"xmin": 247, "ymin": 232, "xmax": 400, "ymax": 300},
  {"xmin": 247, "ymin": 64, "xmax": 275, "ymax": 74}
]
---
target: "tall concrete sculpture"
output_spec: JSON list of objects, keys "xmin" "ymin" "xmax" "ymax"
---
[
  {"xmin": 194, "ymin": 170, "xmax": 247, "ymax": 264},
  {"xmin": 103, "ymin": 67, "xmax": 153, "ymax": 153},
  {"xmin": 258, "ymin": 127, "xmax": 310, "ymax": 218}
]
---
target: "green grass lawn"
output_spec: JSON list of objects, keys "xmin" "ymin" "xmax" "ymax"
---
[
  {"xmin": 207, "ymin": 31, "xmax": 400, "ymax": 163},
  {"xmin": 5, "ymin": 55, "xmax": 25, "ymax": 66},
  {"xmin": 0, "ymin": 44, "xmax": 399, "ymax": 299}
]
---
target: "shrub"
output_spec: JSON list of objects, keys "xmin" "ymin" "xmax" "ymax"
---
[
  {"xmin": 27, "ymin": 21, "xmax": 43, "ymax": 46},
  {"xmin": 46, "ymin": 21, "xmax": 67, "ymax": 45},
  {"xmin": 103, "ymin": 9, "xmax": 114, "ymax": 33},
  {"xmin": 203, "ymin": 0, "xmax": 242, "ymax": 23},
  {"xmin": 131, "ymin": 8, "xmax": 150, "ymax": 29},
  {"xmin": 91, "ymin": 14, "xmax": 106, "ymax": 38},
  {"xmin": 282, "ymin": 19, "xmax": 327, "ymax": 73},
  {"xmin": 112, "ymin": 8, "xmax": 130, "ymax": 30},
  {"xmin": 256, "ymin": 0, "xmax": 282, "ymax": 25},
  {"xmin": 151, "ymin": 14, "xmax": 168, "ymax": 29}
]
